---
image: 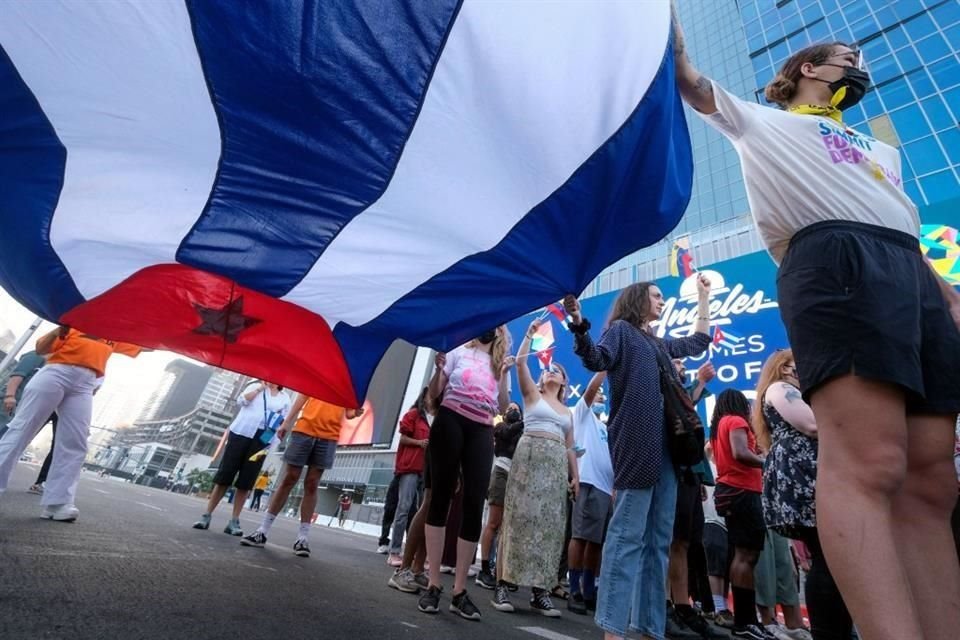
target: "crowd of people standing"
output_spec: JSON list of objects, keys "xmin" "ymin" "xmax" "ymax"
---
[{"xmin": 2, "ymin": 7, "xmax": 960, "ymax": 640}]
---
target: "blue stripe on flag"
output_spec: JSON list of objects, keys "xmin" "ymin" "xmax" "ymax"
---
[
  {"xmin": 0, "ymin": 45, "xmax": 83, "ymax": 320},
  {"xmin": 335, "ymin": 41, "xmax": 692, "ymax": 399},
  {"xmin": 176, "ymin": 0, "xmax": 462, "ymax": 296}
]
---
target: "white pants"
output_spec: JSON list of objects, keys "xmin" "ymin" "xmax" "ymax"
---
[{"xmin": 0, "ymin": 364, "xmax": 98, "ymax": 506}]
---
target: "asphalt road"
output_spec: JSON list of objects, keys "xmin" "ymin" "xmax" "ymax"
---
[{"xmin": 0, "ymin": 463, "xmax": 613, "ymax": 640}]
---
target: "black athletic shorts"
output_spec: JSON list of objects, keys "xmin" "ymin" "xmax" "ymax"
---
[
  {"xmin": 777, "ymin": 220, "xmax": 960, "ymax": 413},
  {"xmin": 213, "ymin": 432, "xmax": 267, "ymax": 491},
  {"xmin": 703, "ymin": 522, "xmax": 732, "ymax": 578},
  {"xmin": 673, "ymin": 471, "xmax": 703, "ymax": 543},
  {"xmin": 715, "ymin": 484, "xmax": 765, "ymax": 552}
]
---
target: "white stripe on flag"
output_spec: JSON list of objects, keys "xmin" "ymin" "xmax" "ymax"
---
[
  {"xmin": 0, "ymin": 1, "xmax": 220, "ymax": 299},
  {"xmin": 284, "ymin": 0, "xmax": 671, "ymax": 327}
]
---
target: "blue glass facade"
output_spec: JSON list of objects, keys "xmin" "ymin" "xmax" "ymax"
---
[
  {"xmin": 598, "ymin": 0, "xmax": 756, "ymax": 282},
  {"xmin": 674, "ymin": 0, "xmax": 755, "ymax": 233},
  {"xmin": 740, "ymin": 0, "xmax": 960, "ymax": 206}
]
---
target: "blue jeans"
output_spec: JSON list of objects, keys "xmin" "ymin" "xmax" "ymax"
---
[
  {"xmin": 594, "ymin": 456, "xmax": 677, "ymax": 639},
  {"xmin": 389, "ymin": 472, "xmax": 421, "ymax": 554}
]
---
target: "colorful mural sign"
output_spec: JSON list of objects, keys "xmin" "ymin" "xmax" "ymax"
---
[{"xmin": 506, "ymin": 250, "xmax": 788, "ymax": 424}]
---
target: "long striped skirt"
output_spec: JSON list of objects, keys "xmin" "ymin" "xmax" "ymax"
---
[{"xmin": 499, "ymin": 433, "xmax": 568, "ymax": 589}]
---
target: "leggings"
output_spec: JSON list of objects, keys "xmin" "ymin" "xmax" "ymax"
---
[
  {"xmin": 426, "ymin": 407, "xmax": 494, "ymax": 542},
  {"xmin": 799, "ymin": 529, "xmax": 853, "ymax": 640}
]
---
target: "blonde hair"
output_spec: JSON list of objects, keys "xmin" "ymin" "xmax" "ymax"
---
[
  {"xmin": 538, "ymin": 362, "xmax": 568, "ymax": 402},
  {"xmin": 751, "ymin": 349, "xmax": 795, "ymax": 452},
  {"xmin": 467, "ymin": 325, "xmax": 511, "ymax": 380}
]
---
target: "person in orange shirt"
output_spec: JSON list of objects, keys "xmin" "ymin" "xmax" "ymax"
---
[
  {"xmin": 241, "ymin": 393, "xmax": 363, "ymax": 557},
  {"xmin": 0, "ymin": 326, "xmax": 142, "ymax": 522}
]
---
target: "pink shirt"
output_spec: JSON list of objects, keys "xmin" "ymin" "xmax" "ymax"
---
[{"xmin": 441, "ymin": 345, "xmax": 499, "ymax": 425}]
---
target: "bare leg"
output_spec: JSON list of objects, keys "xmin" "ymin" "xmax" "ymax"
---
[
  {"xmin": 567, "ymin": 537, "xmax": 585, "ymax": 588},
  {"xmin": 453, "ymin": 537, "xmax": 477, "ymax": 594},
  {"xmin": 781, "ymin": 604, "xmax": 804, "ymax": 630},
  {"xmin": 230, "ymin": 489, "xmax": 250, "ymax": 520},
  {"xmin": 425, "ymin": 523, "xmax": 446, "ymax": 587},
  {"xmin": 480, "ymin": 504, "xmax": 503, "ymax": 563},
  {"xmin": 812, "ymin": 375, "xmax": 923, "ymax": 640},
  {"xmin": 894, "ymin": 414, "xmax": 960, "ymax": 640},
  {"xmin": 668, "ymin": 539, "xmax": 690, "ymax": 603},
  {"xmin": 404, "ymin": 489, "xmax": 431, "ymax": 573},
  {"xmin": 264, "ymin": 465, "xmax": 301, "ymax": 516},
  {"xmin": 204, "ymin": 483, "xmax": 229, "ymax": 515},
  {"xmin": 758, "ymin": 606, "xmax": 774, "ymax": 626},
  {"xmin": 300, "ymin": 467, "xmax": 323, "ymax": 523},
  {"xmin": 709, "ymin": 576, "xmax": 727, "ymax": 606},
  {"xmin": 730, "ymin": 547, "xmax": 759, "ymax": 590}
]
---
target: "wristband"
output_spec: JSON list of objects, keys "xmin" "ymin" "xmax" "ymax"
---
[{"xmin": 568, "ymin": 318, "xmax": 591, "ymax": 335}]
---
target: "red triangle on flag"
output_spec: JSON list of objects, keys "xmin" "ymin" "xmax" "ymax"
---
[
  {"xmin": 712, "ymin": 325, "xmax": 725, "ymax": 346},
  {"xmin": 536, "ymin": 346, "xmax": 555, "ymax": 369}
]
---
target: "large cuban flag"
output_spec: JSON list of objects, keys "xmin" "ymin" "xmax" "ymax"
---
[{"xmin": 0, "ymin": 1, "xmax": 691, "ymax": 408}]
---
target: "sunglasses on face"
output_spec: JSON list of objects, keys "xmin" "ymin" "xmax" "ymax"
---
[
  {"xmin": 824, "ymin": 49, "xmax": 866, "ymax": 71},
  {"xmin": 544, "ymin": 366, "xmax": 566, "ymax": 381}
]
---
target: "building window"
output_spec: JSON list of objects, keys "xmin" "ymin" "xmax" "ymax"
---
[
  {"xmin": 904, "ymin": 135, "xmax": 948, "ymax": 175},
  {"xmin": 919, "ymin": 169, "xmax": 960, "ymax": 202},
  {"xmin": 870, "ymin": 113, "xmax": 903, "ymax": 147}
]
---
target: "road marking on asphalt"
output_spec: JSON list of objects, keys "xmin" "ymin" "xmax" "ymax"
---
[
  {"xmin": 94, "ymin": 489, "xmax": 109, "ymax": 494},
  {"xmin": 517, "ymin": 627, "xmax": 582, "ymax": 640},
  {"xmin": 242, "ymin": 562, "xmax": 278, "ymax": 573},
  {"xmin": 135, "ymin": 502, "xmax": 163, "ymax": 511},
  {"xmin": 400, "ymin": 622, "xmax": 418, "ymax": 629}
]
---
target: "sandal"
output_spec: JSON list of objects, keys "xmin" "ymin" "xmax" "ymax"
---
[{"xmin": 550, "ymin": 584, "xmax": 569, "ymax": 600}]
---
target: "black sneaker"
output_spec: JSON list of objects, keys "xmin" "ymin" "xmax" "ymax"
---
[
  {"xmin": 293, "ymin": 539, "xmax": 310, "ymax": 557},
  {"xmin": 530, "ymin": 588, "xmax": 561, "ymax": 618},
  {"xmin": 710, "ymin": 610, "xmax": 735, "ymax": 629},
  {"xmin": 584, "ymin": 595, "xmax": 597, "ymax": 612},
  {"xmin": 677, "ymin": 606, "xmax": 728, "ymax": 639},
  {"xmin": 567, "ymin": 592, "xmax": 587, "ymax": 615},
  {"xmin": 475, "ymin": 570, "xmax": 496, "ymax": 590},
  {"xmin": 666, "ymin": 605, "xmax": 702, "ymax": 640},
  {"xmin": 491, "ymin": 583, "xmax": 514, "ymax": 612},
  {"xmin": 418, "ymin": 585, "xmax": 442, "ymax": 614},
  {"xmin": 450, "ymin": 590, "xmax": 481, "ymax": 620},
  {"xmin": 733, "ymin": 624, "xmax": 776, "ymax": 640},
  {"xmin": 240, "ymin": 531, "xmax": 267, "ymax": 548}
]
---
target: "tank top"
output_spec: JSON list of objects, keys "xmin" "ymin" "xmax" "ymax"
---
[{"xmin": 523, "ymin": 399, "xmax": 572, "ymax": 440}]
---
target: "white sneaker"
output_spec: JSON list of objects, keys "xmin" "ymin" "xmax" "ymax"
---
[
  {"xmin": 41, "ymin": 504, "xmax": 79, "ymax": 522},
  {"xmin": 467, "ymin": 566, "xmax": 479, "ymax": 577},
  {"xmin": 440, "ymin": 565, "xmax": 455, "ymax": 574},
  {"xmin": 376, "ymin": 544, "xmax": 389, "ymax": 554},
  {"xmin": 782, "ymin": 628, "xmax": 813, "ymax": 640}
]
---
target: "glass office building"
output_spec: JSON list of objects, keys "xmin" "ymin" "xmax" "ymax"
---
[
  {"xmin": 590, "ymin": 0, "xmax": 960, "ymax": 296},
  {"xmin": 741, "ymin": 0, "xmax": 960, "ymax": 206},
  {"xmin": 592, "ymin": 0, "xmax": 759, "ymax": 293}
]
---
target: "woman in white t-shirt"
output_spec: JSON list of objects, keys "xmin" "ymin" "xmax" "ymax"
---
[
  {"xmin": 192, "ymin": 381, "xmax": 291, "ymax": 536},
  {"xmin": 672, "ymin": 8, "xmax": 960, "ymax": 640},
  {"xmin": 419, "ymin": 326, "xmax": 513, "ymax": 620}
]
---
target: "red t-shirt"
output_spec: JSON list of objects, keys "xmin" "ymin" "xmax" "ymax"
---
[
  {"xmin": 714, "ymin": 415, "xmax": 762, "ymax": 493},
  {"xmin": 394, "ymin": 408, "xmax": 430, "ymax": 474}
]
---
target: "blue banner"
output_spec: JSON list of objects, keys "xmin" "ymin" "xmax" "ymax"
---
[{"xmin": 505, "ymin": 251, "xmax": 787, "ymax": 424}]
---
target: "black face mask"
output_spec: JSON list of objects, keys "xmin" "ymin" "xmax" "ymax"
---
[
  {"xmin": 478, "ymin": 330, "xmax": 496, "ymax": 345},
  {"xmin": 505, "ymin": 409, "xmax": 521, "ymax": 423},
  {"xmin": 816, "ymin": 64, "xmax": 870, "ymax": 110}
]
